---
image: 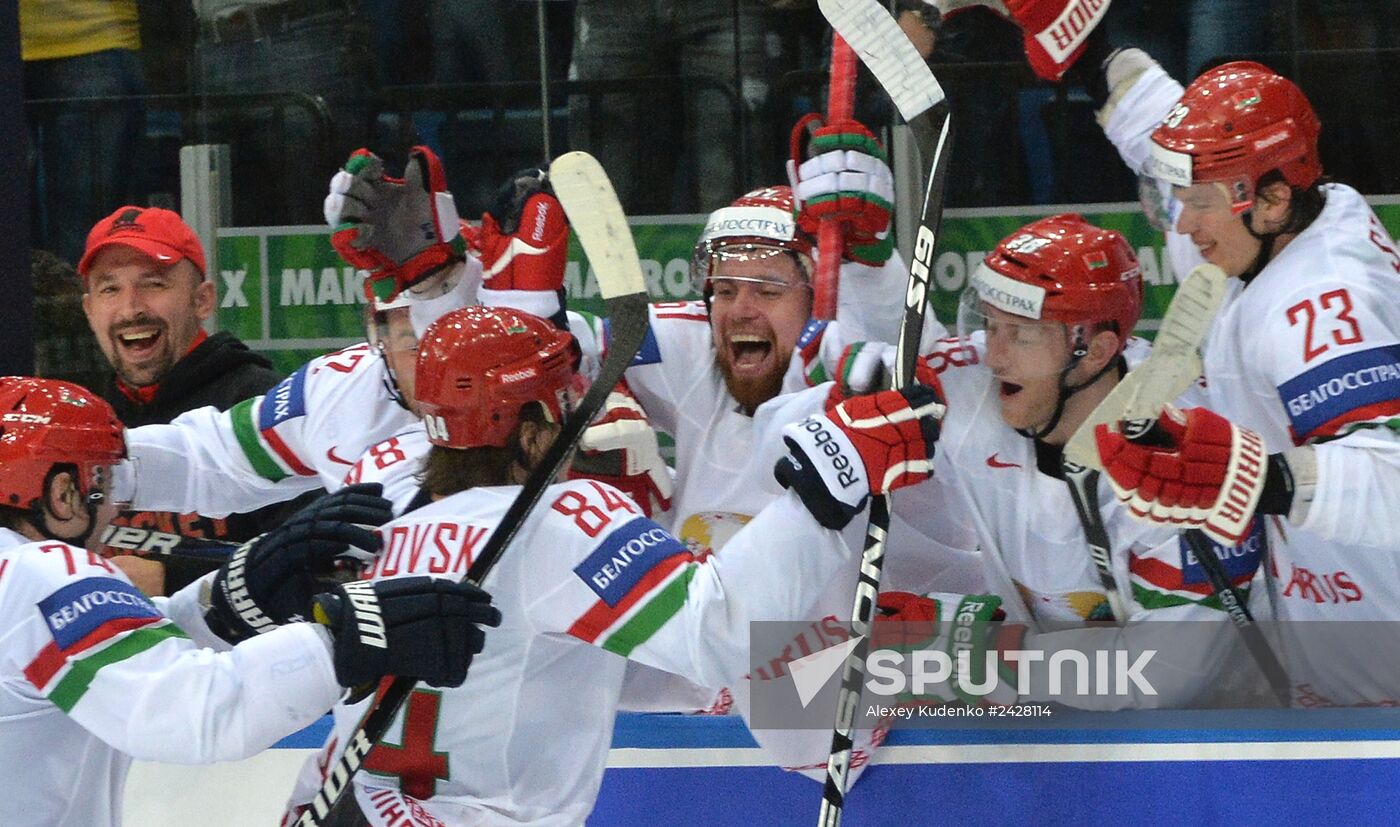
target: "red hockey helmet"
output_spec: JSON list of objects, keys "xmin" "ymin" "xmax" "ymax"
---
[
  {"xmin": 690, "ymin": 186, "xmax": 816, "ymax": 294},
  {"xmin": 0, "ymin": 377, "xmax": 126, "ymax": 512},
  {"xmin": 415, "ymin": 306, "xmax": 577, "ymax": 449},
  {"xmin": 959, "ymin": 213, "xmax": 1143, "ymax": 354},
  {"xmin": 1147, "ymin": 61, "xmax": 1322, "ymax": 212}
]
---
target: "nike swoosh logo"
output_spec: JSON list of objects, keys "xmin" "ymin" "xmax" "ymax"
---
[
  {"xmin": 986, "ymin": 453, "xmax": 1021, "ymax": 469},
  {"xmin": 326, "ymin": 446, "xmax": 354, "ymax": 466}
]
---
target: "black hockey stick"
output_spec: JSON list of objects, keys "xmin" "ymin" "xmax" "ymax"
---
[
  {"xmin": 298, "ymin": 151, "xmax": 651, "ymax": 825},
  {"xmin": 814, "ymin": 1, "xmax": 950, "ymax": 823},
  {"xmin": 98, "ymin": 524, "xmax": 239, "ymax": 562}
]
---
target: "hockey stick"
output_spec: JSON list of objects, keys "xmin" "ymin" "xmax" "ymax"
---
[
  {"xmin": 814, "ymin": 1, "xmax": 949, "ymax": 823},
  {"xmin": 98, "ymin": 524, "xmax": 239, "ymax": 562},
  {"xmin": 1058, "ymin": 263, "xmax": 1230, "ymax": 624},
  {"xmin": 813, "ymin": 34, "xmax": 858, "ymax": 321},
  {"xmin": 1061, "ymin": 263, "xmax": 1290, "ymax": 706},
  {"xmin": 299, "ymin": 151, "xmax": 651, "ymax": 825}
]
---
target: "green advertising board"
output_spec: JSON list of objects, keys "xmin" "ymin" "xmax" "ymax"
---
[{"xmin": 217, "ymin": 198, "xmax": 1400, "ymax": 374}]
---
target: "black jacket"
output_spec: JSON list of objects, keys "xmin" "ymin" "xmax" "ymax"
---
[
  {"xmin": 101, "ymin": 331, "xmax": 306, "ymax": 592},
  {"xmin": 102, "ymin": 331, "xmax": 282, "ymax": 427}
]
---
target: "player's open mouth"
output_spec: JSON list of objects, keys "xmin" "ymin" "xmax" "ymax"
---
[
  {"xmin": 999, "ymin": 380, "xmax": 1023, "ymax": 398},
  {"xmin": 728, "ymin": 334, "xmax": 773, "ymax": 373},
  {"xmin": 115, "ymin": 327, "xmax": 163, "ymax": 359}
]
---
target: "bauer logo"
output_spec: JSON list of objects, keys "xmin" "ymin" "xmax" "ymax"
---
[
  {"xmin": 574, "ymin": 518, "xmax": 686, "ymax": 606},
  {"xmin": 258, "ymin": 366, "xmax": 309, "ymax": 430},
  {"xmin": 1278, "ymin": 344, "xmax": 1400, "ymax": 440},
  {"xmin": 39, "ymin": 578, "xmax": 161, "ymax": 649},
  {"xmin": 1179, "ymin": 519, "xmax": 1264, "ymax": 586}
]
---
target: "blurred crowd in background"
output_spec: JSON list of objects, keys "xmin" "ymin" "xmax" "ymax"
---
[{"xmin": 21, "ymin": 0, "xmax": 1400, "ymax": 388}]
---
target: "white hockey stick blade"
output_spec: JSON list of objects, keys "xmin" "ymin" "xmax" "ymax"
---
[
  {"xmin": 818, "ymin": 0, "xmax": 946, "ymax": 121},
  {"xmin": 549, "ymin": 151, "xmax": 646, "ymax": 299},
  {"xmin": 1063, "ymin": 263, "xmax": 1228, "ymax": 470}
]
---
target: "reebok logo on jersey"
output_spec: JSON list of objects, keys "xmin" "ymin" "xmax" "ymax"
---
[
  {"xmin": 340, "ymin": 581, "xmax": 388, "ymax": 648},
  {"xmin": 221, "ymin": 542, "xmax": 275, "ymax": 634},
  {"xmin": 40, "ymin": 578, "xmax": 161, "ymax": 648},
  {"xmin": 1278, "ymin": 344, "xmax": 1400, "ymax": 439},
  {"xmin": 259, "ymin": 366, "xmax": 309, "ymax": 430},
  {"xmin": 575, "ymin": 518, "xmax": 686, "ymax": 606}
]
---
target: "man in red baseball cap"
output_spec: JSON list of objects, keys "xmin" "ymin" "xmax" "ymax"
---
[{"xmin": 78, "ymin": 205, "xmax": 288, "ymax": 597}]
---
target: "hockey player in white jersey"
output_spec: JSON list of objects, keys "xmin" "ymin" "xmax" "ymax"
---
[
  {"xmin": 830, "ymin": 214, "xmax": 1251, "ymax": 708},
  {"xmin": 117, "ymin": 148, "xmax": 574, "ymax": 524},
  {"xmin": 958, "ymin": 0, "xmax": 1400, "ymax": 703},
  {"xmin": 280, "ymin": 304, "xmax": 945, "ymax": 824},
  {"xmin": 0, "ymin": 377, "xmax": 499, "ymax": 826}
]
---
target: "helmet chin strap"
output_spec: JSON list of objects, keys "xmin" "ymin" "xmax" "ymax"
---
[
  {"xmin": 1016, "ymin": 329, "xmax": 1124, "ymax": 441},
  {"xmin": 1240, "ymin": 208, "xmax": 1279, "ymax": 286},
  {"xmin": 27, "ymin": 487, "xmax": 103, "ymax": 550}
]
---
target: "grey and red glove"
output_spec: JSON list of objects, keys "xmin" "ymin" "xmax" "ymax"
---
[
  {"xmin": 1095, "ymin": 406, "xmax": 1267, "ymax": 546},
  {"xmin": 567, "ymin": 386, "xmax": 674, "ymax": 518},
  {"xmin": 788, "ymin": 115, "xmax": 895, "ymax": 267},
  {"xmin": 463, "ymin": 167, "xmax": 569, "ymax": 327},
  {"xmin": 313, "ymin": 576, "xmax": 501, "ymax": 689},
  {"xmin": 775, "ymin": 385, "xmax": 945, "ymax": 530},
  {"xmin": 325, "ymin": 146, "xmax": 467, "ymax": 303},
  {"xmin": 932, "ymin": 0, "xmax": 1113, "ymax": 82}
]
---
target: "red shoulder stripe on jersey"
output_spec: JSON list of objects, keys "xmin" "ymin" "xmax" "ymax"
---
[
  {"xmin": 24, "ymin": 615, "xmax": 165, "ymax": 690},
  {"xmin": 260, "ymin": 425, "xmax": 318, "ymax": 476},
  {"xmin": 567, "ymin": 550, "xmax": 694, "ymax": 643},
  {"xmin": 1291, "ymin": 399, "xmax": 1400, "ymax": 445}
]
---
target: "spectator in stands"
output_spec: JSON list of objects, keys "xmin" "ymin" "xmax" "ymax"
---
[
  {"xmin": 78, "ymin": 206, "xmax": 305, "ymax": 596},
  {"xmin": 21, "ymin": 0, "xmax": 147, "ymax": 266},
  {"xmin": 188, "ymin": 0, "xmax": 380, "ymax": 224},
  {"xmin": 567, "ymin": 1, "xmax": 800, "ymax": 214}
]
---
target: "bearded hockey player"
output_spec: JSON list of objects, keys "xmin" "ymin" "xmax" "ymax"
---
[{"xmin": 279, "ymin": 305, "xmax": 945, "ymax": 824}]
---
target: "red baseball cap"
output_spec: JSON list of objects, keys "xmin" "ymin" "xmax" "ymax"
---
[{"xmin": 78, "ymin": 206, "xmax": 207, "ymax": 278}]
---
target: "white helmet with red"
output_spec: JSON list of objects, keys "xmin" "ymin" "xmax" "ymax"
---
[{"xmin": 690, "ymin": 186, "xmax": 816, "ymax": 296}]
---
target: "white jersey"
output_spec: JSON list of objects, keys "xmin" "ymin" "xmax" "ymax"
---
[
  {"xmin": 919, "ymin": 339, "xmax": 1245, "ymax": 709},
  {"xmin": 290, "ymin": 480, "xmax": 850, "ymax": 825},
  {"xmin": 0, "ymin": 528, "xmax": 340, "ymax": 826},
  {"xmin": 1104, "ymin": 59, "xmax": 1400, "ymax": 704}
]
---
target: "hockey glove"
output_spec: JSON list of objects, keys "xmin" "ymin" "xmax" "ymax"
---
[
  {"xmin": 775, "ymin": 385, "xmax": 945, "ymax": 530},
  {"xmin": 822, "ymin": 341, "xmax": 945, "ymax": 408},
  {"xmin": 788, "ymin": 115, "xmax": 895, "ymax": 266},
  {"xmin": 204, "ymin": 483, "xmax": 393, "ymax": 645},
  {"xmin": 326, "ymin": 146, "xmax": 467, "ymax": 303},
  {"xmin": 871, "ymin": 592, "xmax": 1021, "ymax": 707},
  {"xmin": 313, "ymin": 576, "xmax": 501, "ymax": 689},
  {"xmin": 1095, "ymin": 406, "xmax": 1267, "ymax": 546},
  {"xmin": 930, "ymin": 0, "xmax": 1113, "ymax": 82},
  {"xmin": 567, "ymin": 386, "xmax": 674, "ymax": 518},
  {"xmin": 463, "ymin": 167, "xmax": 570, "ymax": 327}
]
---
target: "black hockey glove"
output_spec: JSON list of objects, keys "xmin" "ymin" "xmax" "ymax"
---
[
  {"xmin": 313, "ymin": 577, "xmax": 502, "ymax": 689},
  {"xmin": 204, "ymin": 483, "xmax": 393, "ymax": 644}
]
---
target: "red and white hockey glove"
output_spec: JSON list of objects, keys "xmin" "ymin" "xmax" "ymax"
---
[
  {"xmin": 1095, "ymin": 405, "xmax": 1267, "ymax": 547},
  {"xmin": 325, "ymin": 146, "xmax": 467, "ymax": 303},
  {"xmin": 788, "ymin": 115, "xmax": 895, "ymax": 266},
  {"xmin": 932, "ymin": 0, "xmax": 1113, "ymax": 82},
  {"xmin": 463, "ymin": 167, "xmax": 570, "ymax": 326},
  {"xmin": 775, "ymin": 384, "xmax": 945, "ymax": 530},
  {"xmin": 567, "ymin": 387, "xmax": 674, "ymax": 518}
]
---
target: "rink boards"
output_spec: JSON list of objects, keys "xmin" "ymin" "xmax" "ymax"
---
[{"xmin": 125, "ymin": 709, "xmax": 1400, "ymax": 825}]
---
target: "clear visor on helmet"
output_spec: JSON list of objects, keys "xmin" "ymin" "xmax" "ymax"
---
[
  {"xmin": 84, "ymin": 460, "xmax": 125, "ymax": 508},
  {"xmin": 956, "ymin": 281, "xmax": 1080, "ymax": 380},
  {"xmin": 691, "ymin": 242, "xmax": 810, "ymax": 295}
]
